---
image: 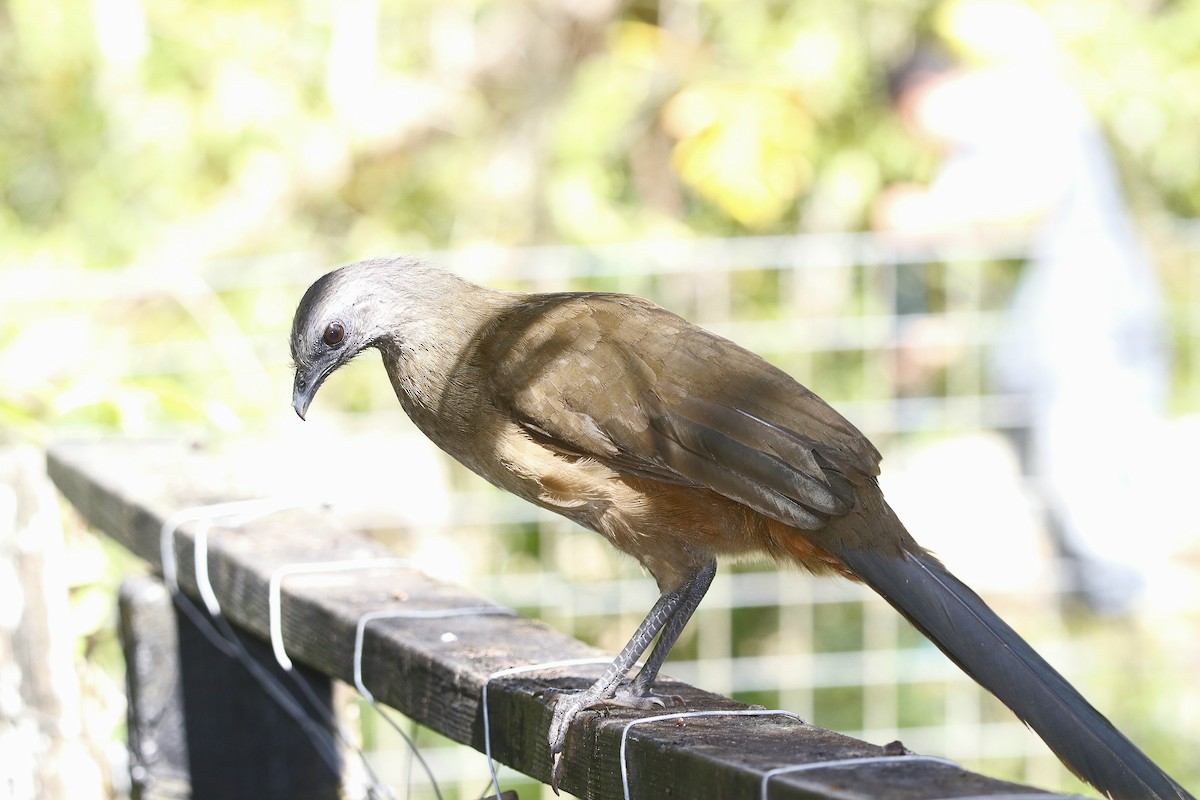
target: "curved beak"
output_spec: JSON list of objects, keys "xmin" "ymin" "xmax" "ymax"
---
[{"xmin": 292, "ymin": 370, "xmax": 319, "ymax": 420}]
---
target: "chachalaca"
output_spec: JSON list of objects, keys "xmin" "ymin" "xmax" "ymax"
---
[{"xmin": 291, "ymin": 256, "xmax": 1193, "ymax": 799}]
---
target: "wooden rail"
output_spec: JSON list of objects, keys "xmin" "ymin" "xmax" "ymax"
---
[{"xmin": 48, "ymin": 439, "xmax": 1084, "ymax": 799}]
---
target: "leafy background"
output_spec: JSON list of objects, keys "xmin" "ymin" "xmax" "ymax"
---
[
  {"xmin": 6, "ymin": 0, "xmax": 1199, "ymax": 269},
  {"xmin": 5, "ymin": 0, "xmax": 1200, "ymax": 435}
]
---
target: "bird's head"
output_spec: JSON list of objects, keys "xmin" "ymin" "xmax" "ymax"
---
[
  {"xmin": 289, "ymin": 258, "xmax": 398, "ymax": 420},
  {"xmin": 290, "ymin": 256, "xmax": 486, "ymax": 419}
]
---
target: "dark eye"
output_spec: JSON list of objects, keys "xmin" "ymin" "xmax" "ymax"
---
[{"xmin": 322, "ymin": 322, "xmax": 345, "ymax": 347}]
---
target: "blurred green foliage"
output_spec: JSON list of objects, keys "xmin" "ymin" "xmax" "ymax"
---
[
  {"xmin": 2, "ymin": 0, "xmax": 1198, "ymax": 437},
  {"xmin": 2, "ymin": 0, "xmax": 1197, "ymax": 275}
]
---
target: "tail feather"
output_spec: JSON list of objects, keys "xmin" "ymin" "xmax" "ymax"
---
[{"xmin": 835, "ymin": 545, "xmax": 1194, "ymax": 800}]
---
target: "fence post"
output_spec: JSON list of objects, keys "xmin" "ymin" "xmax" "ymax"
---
[{"xmin": 118, "ymin": 575, "xmax": 342, "ymax": 800}]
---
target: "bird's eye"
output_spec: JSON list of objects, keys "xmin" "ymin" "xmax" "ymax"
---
[{"xmin": 322, "ymin": 322, "xmax": 345, "ymax": 347}]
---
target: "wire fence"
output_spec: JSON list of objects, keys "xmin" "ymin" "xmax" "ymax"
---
[{"xmin": 8, "ymin": 227, "xmax": 1199, "ymax": 798}]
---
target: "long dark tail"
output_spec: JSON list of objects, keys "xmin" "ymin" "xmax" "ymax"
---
[{"xmin": 835, "ymin": 544, "xmax": 1194, "ymax": 800}]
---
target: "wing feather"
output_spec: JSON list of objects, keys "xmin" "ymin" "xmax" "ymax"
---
[{"xmin": 485, "ymin": 293, "xmax": 879, "ymax": 529}]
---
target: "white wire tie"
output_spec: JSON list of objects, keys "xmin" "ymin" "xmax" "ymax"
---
[
  {"xmin": 759, "ymin": 754, "xmax": 957, "ymax": 798},
  {"xmin": 192, "ymin": 519, "xmax": 220, "ymax": 617},
  {"xmin": 352, "ymin": 606, "xmax": 516, "ymax": 701},
  {"xmin": 620, "ymin": 709, "xmax": 805, "ymax": 800},
  {"xmin": 159, "ymin": 496, "xmax": 320, "ymax": 591},
  {"xmin": 481, "ymin": 657, "xmax": 614, "ymax": 800},
  {"xmin": 268, "ymin": 558, "xmax": 416, "ymax": 671}
]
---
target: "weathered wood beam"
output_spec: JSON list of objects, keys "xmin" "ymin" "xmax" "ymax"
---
[{"xmin": 48, "ymin": 439, "xmax": 1077, "ymax": 800}]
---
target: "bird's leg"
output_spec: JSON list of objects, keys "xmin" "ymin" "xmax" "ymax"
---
[
  {"xmin": 616, "ymin": 559, "xmax": 716, "ymax": 703},
  {"xmin": 548, "ymin": 560, "xmax": 717, "ymax": 791}
]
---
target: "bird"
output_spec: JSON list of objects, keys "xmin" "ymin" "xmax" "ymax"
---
[{"xmin": 290, "ymin": 256, "xmax": 1193, "ymax": 800}]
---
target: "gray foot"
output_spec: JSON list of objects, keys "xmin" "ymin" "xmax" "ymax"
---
[{"xmin": 547, "ymin": 683, "xmax": 684, "ymax": 792}]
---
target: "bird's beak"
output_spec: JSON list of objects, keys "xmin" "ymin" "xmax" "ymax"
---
[{"xmin": 292, "ymin": 370, "xmax": 318, "ymax": 420}]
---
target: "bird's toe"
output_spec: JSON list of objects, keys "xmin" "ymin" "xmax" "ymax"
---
[{"xmin": 604, "ymin": 684, "xmax": 684, "ymax": 710}]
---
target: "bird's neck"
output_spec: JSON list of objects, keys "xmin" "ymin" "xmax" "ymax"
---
[{"xmin": 376, "ymin": 276, "xmax": 518, "ymax": 442}]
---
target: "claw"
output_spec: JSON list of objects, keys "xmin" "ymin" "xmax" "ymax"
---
[
  {"xmin": 550, "ymin": 750, "xmax": 566, "ymax": 794},
  {"xmin": 547, "ymin": 690, "xmax": 607, "ymax": 793}
]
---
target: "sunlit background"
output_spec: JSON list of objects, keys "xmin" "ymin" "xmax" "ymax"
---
[{"xmin": 2, "ymin": 0, "xmax": 1199, "ymax": 798}]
